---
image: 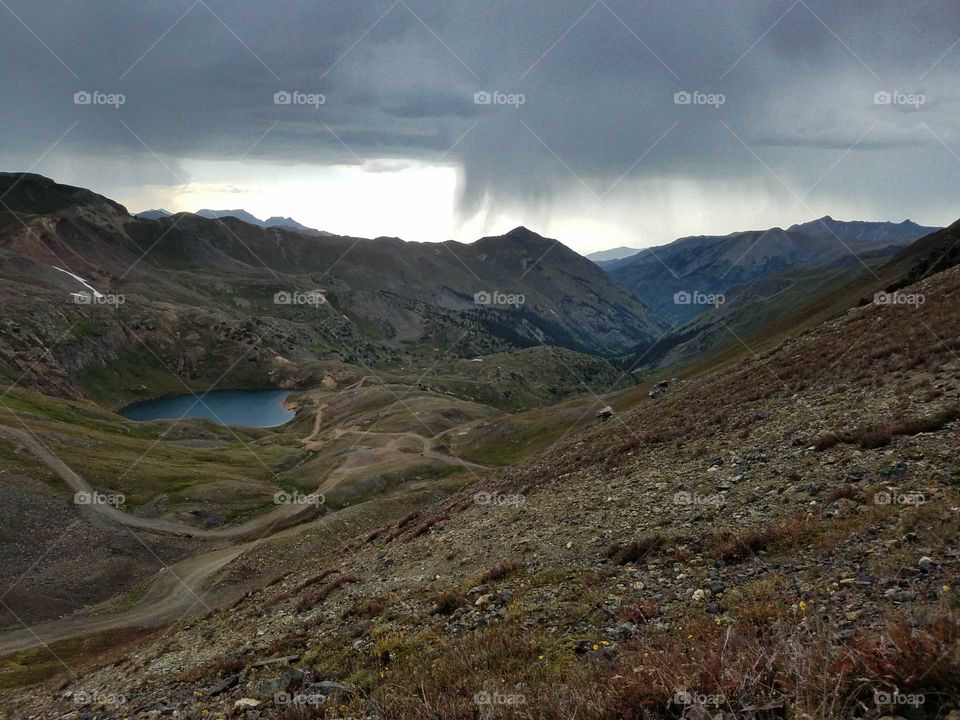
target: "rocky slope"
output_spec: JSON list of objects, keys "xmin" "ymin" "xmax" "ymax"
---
[{"xmin": 7, "ymin": 260, "xmax": 958, "ymax": 718}]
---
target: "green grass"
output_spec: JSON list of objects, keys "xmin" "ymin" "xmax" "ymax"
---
[
  {"xmin": 0, "ymin": 628, "xmax": 157, "ymax": 691},
  {"xmin": 453, "ymin": 419, "xmax": 560, "ymax": 466}
]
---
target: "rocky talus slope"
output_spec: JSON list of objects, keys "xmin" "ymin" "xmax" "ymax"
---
[{"xmin": 4, "ymin": 268, "xmax": 960, "ymax": 718}]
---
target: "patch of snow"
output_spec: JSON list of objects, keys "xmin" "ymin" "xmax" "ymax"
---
[{"xmin": 52, "ymin": 266, "xmax": 104, "ymax": 299}]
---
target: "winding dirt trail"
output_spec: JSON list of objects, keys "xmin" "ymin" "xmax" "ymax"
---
[
  {"xmin": 0, "ymin": 542, "xmax": 249, "ymax": 655},
  {"xmin": 0, "ymin": 426, "xmax": 321, "ymax": 540},
  {"xmin": 300, "ymin": 396, "xmax": 489, "ymax": 494},
  {"xmin": 0, "ymin": 500, "xmax": 379, "ymax": 656},
  {"xmin": 0, "ymin": 391, "xmax": 488, "ymax": 656}
]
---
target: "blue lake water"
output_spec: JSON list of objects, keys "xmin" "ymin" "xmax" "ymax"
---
[{"xmin": 119, "ymin": 389, "xmax": 294, "ymax": 428}]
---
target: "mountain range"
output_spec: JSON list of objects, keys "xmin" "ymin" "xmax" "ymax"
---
[
  {"xmin": 0, "ymin": 173, "xmax": 663, "ymax": 404},
  {"xmin": 135, "ymin": 207, "xmax": 332, "ymax": 236},
  {"xmin": 2, "ymin": 173, "xmax": 949, "ymax": 405},
  {"xmin": 602, "ymin": 216, "xmax": 939, "ymax": 325}
]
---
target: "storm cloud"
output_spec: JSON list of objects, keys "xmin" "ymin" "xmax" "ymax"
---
[{"xmin": 1, "ymin": 0, "xmax": 959, "ymax": 246}]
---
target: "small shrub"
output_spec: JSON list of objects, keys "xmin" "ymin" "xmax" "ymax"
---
[
  {"xmin": 848, "ymin": 424, "xmax": 893, "ymax": 449},
  {"xmin": 824, "ymin": 485, "xmax": 861, "ymax": 504},
  {"xmin": 346, "ymin": 595, "xmax": 389, "ymax": 619},
  {"xmin": 383, "ymin": 511, "xmax": 421, "ymax": 542},
  {"xmin": 365, "ymin": 527, "xmax": 385, "ymax": 543},
  {"xmin": 477, "ymin": 560, "xmax": 524, "ymax": 585},
  {"xmin": 813, "ymin": 432, "xmax": 842, "ymax": 450},
  {"xmin": 298, "ymin": 568, "xmax": 338, "ymax": 590},
  {"xmin": 812, "ymin": 406, "xmax": 958, "ymax": 452},
  {"xmin": 843, "ymin": 612, "xmax": 960, "ymax": 711},
  {"xmin": 405, "ymin": 513, "xmax": 449, "ymax": 541},
  {"xmin": 616, "ymin": 601, "xmax": 660, "ymax": 624},
  {"xmin": 604, "ymin": 535, "xmax": 664, "ymax": 565},
  {"xmin": 433, "ymin": 590, "xmax": 467, "ymax": 615},
  {"xmin": 725, "ymin": 577, "xmax": 794, "ymax": 627},
  {"xmin": 893, "ymin": 405, "xmax": 960, "ymax": 436},
  {"xmin": 298, "ymin": 575, "xmax": 359, "ymax": 611},
  {"xmin": 712, "ymin": 515, "xmax": 814, "ymax": 563},
  {"xmin": 273, "ymin": 568, "xmax": 338, "ymax": 602}
]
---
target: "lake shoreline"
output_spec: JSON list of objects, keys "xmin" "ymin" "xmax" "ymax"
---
[{"xmin": 118, "ymin": 389, "xmax": 295, "ymax": 428}]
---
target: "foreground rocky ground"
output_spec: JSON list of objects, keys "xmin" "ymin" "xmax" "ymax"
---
[{"xmin": 3, "ymin": 266, "xmax": 960, "ymax": 719}]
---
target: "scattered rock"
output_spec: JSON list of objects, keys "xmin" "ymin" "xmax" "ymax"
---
[
  {"xmin": 259, "ymin": 667, "xmax": 307, "ymax": 699},
  {"xmin": 306, "ymin": 681, "xmax": 356, "ymax": 699},
  {"xmin": 206, "ymin": 674, "xmax": 239, "ymax": 697}
]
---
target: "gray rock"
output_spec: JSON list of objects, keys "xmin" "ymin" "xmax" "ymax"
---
[
  {"xmin": 883, "ymin": 588, "xmax": 917, "ymax": 602},
  {"xmin": 206, "ymin": 674, "xmax": 239, "ymax": 697},
  {"xmin": 259, "ymin": 667, "xmax": 307, "ymax": 699},
  {"xmin": 304, "ymin": 681, "xmax": 355, "ymax": 699}
]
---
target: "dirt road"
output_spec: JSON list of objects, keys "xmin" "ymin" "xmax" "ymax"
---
[
  {"xmin": 0, "ymin": 426, "xmax": 322, "ymax": 540},
  {"xmin": 0, "ymin": 394, "xmax": 487, "ymax": 655}
]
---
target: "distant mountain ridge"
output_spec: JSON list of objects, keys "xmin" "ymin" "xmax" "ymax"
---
[
  {"xmin": 134, "ymin": 208, "xmax": 333, "ymax": 236},
  {"xmin": 604, "ymin": 216, "xmax": 940, "ymax": 325},
  {"xmin": 585, "ymin": 246, "xmax": 641, "ymax": 263},
  {"xmin": 786, "ymin": 216, "xmax": 936, "ymax": 243}
]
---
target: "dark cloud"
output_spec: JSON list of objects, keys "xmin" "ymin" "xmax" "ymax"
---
[{"xmin": 1, "ymin": 0, "xmax": 960, "ymax": 232}]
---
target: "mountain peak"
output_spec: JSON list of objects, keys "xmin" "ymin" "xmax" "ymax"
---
[
  {"xmin": 505, "ymin": 225, "xmax": 542, "ymax": 240},
  {"xmin": 0, "ymin": 172, "xmax": 128, "ymax": 216},
  {"xmin": 196, "ymin": 208, "xmax": 264, "ymax": 225},
  {"xmin": 136, "ymin": 209, "xmax": 173, "ymax": 220}
]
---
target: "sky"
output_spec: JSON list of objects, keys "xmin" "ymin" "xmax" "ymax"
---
[{"xmin": 1, "ymin": 0, "xmax": 959, "ymax": 253}]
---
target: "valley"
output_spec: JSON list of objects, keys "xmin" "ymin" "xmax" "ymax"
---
[{"xmin": 0, "ymin": 176, "xmax": 958, "ymax": 719}]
